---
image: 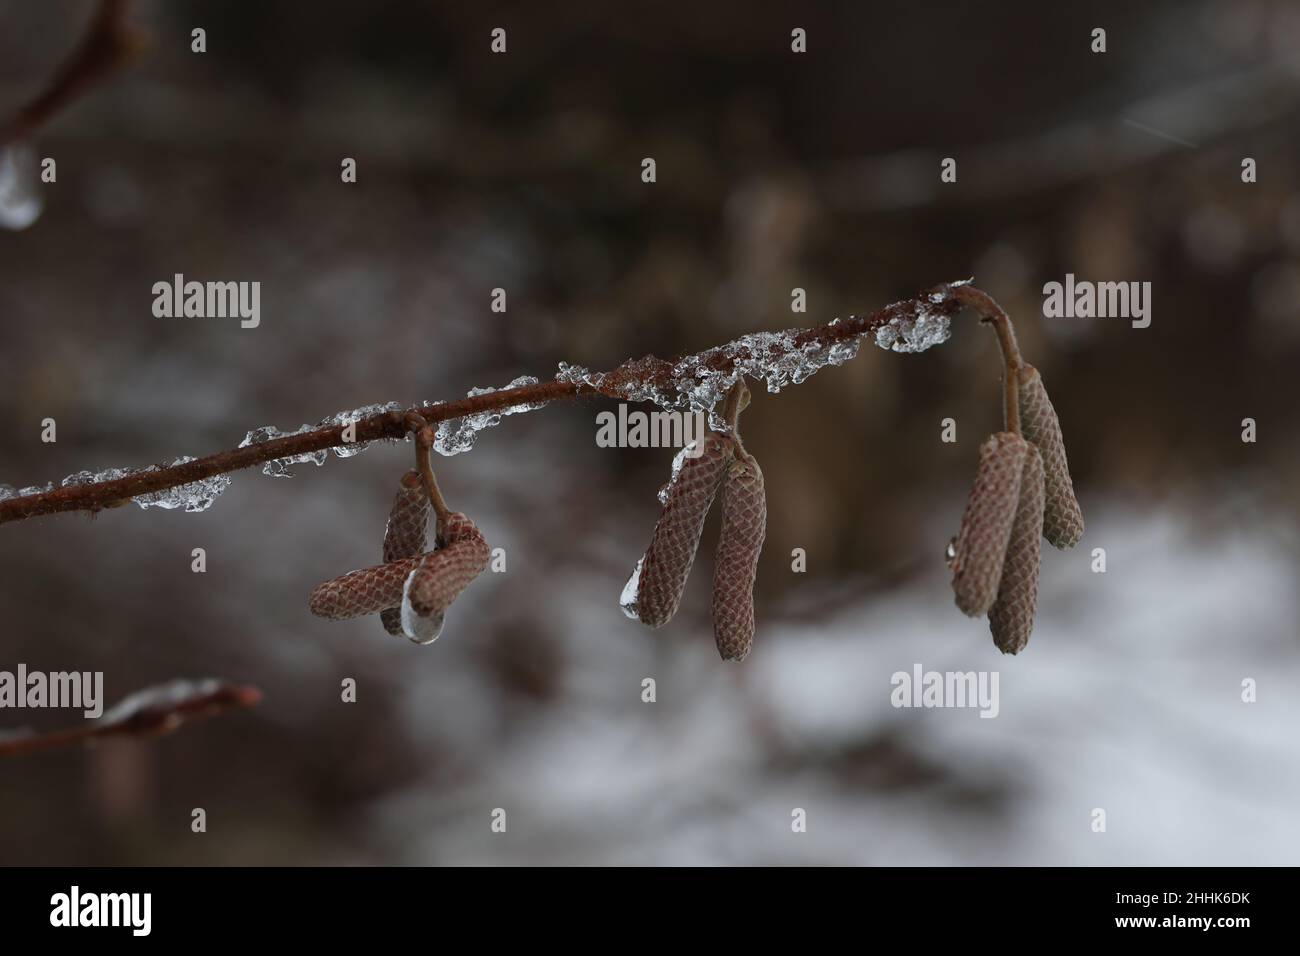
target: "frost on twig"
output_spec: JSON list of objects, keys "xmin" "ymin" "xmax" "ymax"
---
[
  {"xmin": 1, "ymin": 0, "xmax": 149, "ymax": 231},
  {"xmin": 559, "ymin": 280, "xmax": 964, "ymax": 429},
  {"xmin": 0, "ymin": 678, "xmax": 262, "ymax": 758},
  {"xmin": 239, "ymin": 401, "xmax": 405, "ymax": 479},
  {"xmin": 432, "ymin": 376, "xmax": 546, "ymax": 456},
  {"xmin": 0, "ymin": 280, "xmax": 977, "ymax": 525}
]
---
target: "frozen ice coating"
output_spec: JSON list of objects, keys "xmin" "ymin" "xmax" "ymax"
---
[
  {"xmin": 556, "ymin": 284, "xmax": 966, "ymax": 423},
  {"xmin": 6, "ymin": 402, "xmax": 405, "ymax": 515},
  {"xmin": 240, "ymin": 401, "xmax": 403, "ymax": 475},
  {"xmin": 432, "ymin": 376, "xmax": 545, "ymax": 456},
  {"xmin": 873, "ymin": 303, "xmax": 953, "ymax": 353},
  {"xmin": 400, "ymin": 570, "xmax": 445, "ymax": 644},
  {"xmin": 132, "ymin": 458, "xmax": 232, "ymax": 512},
  {"xmin": 658, "ymin": 441, "xmax": 698, "ymax": 504},
  {"xmin": 240, "ymin": 424, "xmax": 328, "ymax": 477},
  {"xmin": 323, "ymin": 402, "xmax": 404, "ymax": 458},
  {"xmin": 54, "ymin": 460, "xmax": 231, "ymax": 512},
  {"xmin": 871, "ymin": 277, "xmax": 971, "ymax": 354},
  {"xmin": 3, "ymin": 285, "xmax": 970, "ymax": 519},
  {"xmin": 12, "ymin": 482, "xmax": 55, "ymax": 498},
  {"xmin": 619, "ymin": 557, "xmax": 644, "ymax": 620},
  {"xmin": 554, "ymin": 362, "xmax": 592, "ymax": 386},
  {"xmin": 0, "ymin": 142, "xmax": 43, "ymax": 231}
]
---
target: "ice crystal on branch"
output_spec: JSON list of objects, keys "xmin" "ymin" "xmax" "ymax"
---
[
  {"xmin": 52, "ymin": 459, "xmax": 232, "ymax": 513},
  {"xmin": 433, "ymin": 376, "xmax": 544, "ymax": 456},
  {"xmin": 873, "ymin": 296, "xmax": 955, "ymax": 353},
  {"xmin": 1, "ymin": 281, "xmax": 979, "ymax": 527},
  {"xmin": 241, "ymin": 401, "xmax": 404, "ymax": 476},
  {"xmin": 561, "ymin": 282, "xmax": 968, "ymax": 427}
]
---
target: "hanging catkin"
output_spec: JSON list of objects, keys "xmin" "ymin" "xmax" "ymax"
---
[
  {"xmin": 632, "ymin": 433, "xmax": 735, "ymax": 627},
  {"xmin": 309, "ymin": 553, "xmax": 429, "ymax": 620},
  {"xmin": 379, "ymin": 470, "xmax": 430, "ymax": 636},
  {"xmin": 711, "ymin": 448, "xmax": 766, "ymax": 661},
  {"xmin": 988, "ymin": 442, "xmax": 1044, "ymax": 654},
  {"xmin": 951, "ymin": 432, "xmax": 1028, "ymax": 617},
  {"xmin": 1016, "ymin": 365, "xmax": 1083, "ymax": 549},
  {"xmin": 308, "ymin": 511, "xmax": 489, "ymax": 644}
]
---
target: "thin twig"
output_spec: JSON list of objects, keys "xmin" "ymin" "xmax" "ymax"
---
[
  {"xmin": 0, "ymin": 679, "xmax": 261, "ymax": 759},
  {"xmin": 0, "ymin": 0, "xmax": 148, "ymax": 147},
  {"xmin": 950, "ymin": 284, "xmax": 1023, "ymax": 435},
  {"xmin": 722, "ymin": 379, "xmax": 749, "ymax": 433},
  {"xmin": 404, "ymin": 412, "xmax": 452, "ymax": 534},
  {"xmin": 0, "ymin": 281, "xmax": 994, "ymax": 525}
]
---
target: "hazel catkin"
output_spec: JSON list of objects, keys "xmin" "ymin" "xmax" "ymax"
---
[
  {"xmin": 631, "ymin": 432, "xmax": 735, "ymax": 627},
  {"xmin": 951, "ymin": 432, "xmax": 1029, "ymax": 617},
  {"xmin": 988, "ymin": 442, "xmax": 1044, "ymax": 654},
  {"xmin": 309, "ymin": 553, "xmax": 428, "ymax": 620},
  {"xmin": 1016, "ymin": 365, "xmax": 1083, "ymax": 550},
  {"xmin": 309, "ymin": 511, "xmax": 488, "ymax": 647},
  {"xmin": 380, "ymin": 469, "xmax": 431, "ymax": 636},
  {"xmin": 710, "ymin": 448, "xmax": 766, "ymax": 662}
]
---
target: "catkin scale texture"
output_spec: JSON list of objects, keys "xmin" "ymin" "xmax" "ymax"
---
[
  {"xmin": 383, "ymin": 470, "xmax": 430, "ymax": 562},
  {"xmin": 711, "ymin": 450, "xmax": 766, "ymax": 661},
  {"xmin": 309, "ymin": 512, "xmax": 488, "ymax": 629},
  {"xmin": 634, "ymin": 433, "xmax": 735, "ymax": 627},
  {"xmin": 1017, "ymin": 365, "xmax": 1083, "ymax": 550},
  {"xmin": 309, "ymin": 553, "xmax": 428, "ymax": 620},
  {"xmin": 988, "ymin": 443, "xmax": 1044, "ymax": 654},
  {"xmin": 951, "ymin": 432, "xmax": 1028, "ymax": 617},
  {"xmin": 379, "ymin": 607, "xmax": 406, "ymax": 637},
  {"xmin": 404, "ymin": 511, "xmax": 491, "ymax": 621}
]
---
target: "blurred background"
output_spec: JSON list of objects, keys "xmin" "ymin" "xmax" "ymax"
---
[{"xmin": 1, "ymin": 0, "xmax": 1298, "ymax": 865}]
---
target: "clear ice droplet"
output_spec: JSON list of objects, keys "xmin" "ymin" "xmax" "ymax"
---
[
  {"xmin": 400, "ymin": 567, "xmax": 445, "ymax": 644},
  {"xmin": 0, "ymin": 142, "xmax": 43, "ymax": 231},
  {"xmin": 619, "ymin": 557, "xmax": 644, "ymax": 621}
]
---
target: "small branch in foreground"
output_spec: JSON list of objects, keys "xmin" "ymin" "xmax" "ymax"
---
[
  {"xmin": 0, "ymin": 281, "xmax": 997, "ymax": 525},
  {"xmin": 0, "ymin": 678, "xmax": 261, "ymax": 759},
  {"xmin": 0, "ymin": 0, "xmax": 148, "ymax": 147}
]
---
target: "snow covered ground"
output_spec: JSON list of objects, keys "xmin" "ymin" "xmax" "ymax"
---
[{"xmin": 365, "ymin": 500, "xmax": 1300, "ymax": 865}]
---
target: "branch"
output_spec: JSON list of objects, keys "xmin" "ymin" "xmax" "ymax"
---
[
  {"xmin": 0, "ymin": 280, "xmax": 996, "ymax": 525},
  {"xmin": 0, "ymin": 678, "xmax": 262, "ymax": 759},
  {"xmin": 949, "ymin": 284, "xmax": 1022, "ymax": 434},
  {"xmin": 0, "ymin": 0, "xmax": 148, "ymax": 147}
]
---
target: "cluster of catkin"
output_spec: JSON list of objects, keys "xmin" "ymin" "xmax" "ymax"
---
[
  {"xmin": 302, "ymin": 322, "xmax": 1075, "ymax": 662},
  {"xmin": 307, "ymin": 469, "xmax": 490, "ymax": 643},
  {"xmin": 949, "ymin": 365, "xmax": 1083, "ymax": 653},
  {"xmin": 626, "ymin": 383, "xmax": 767, "ymax": 661}
]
